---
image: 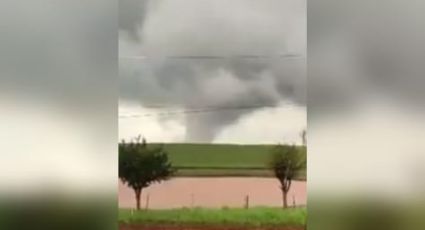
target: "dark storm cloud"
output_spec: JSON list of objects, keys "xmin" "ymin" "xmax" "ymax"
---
[
  {"xmin": 119, "ymin": 0, "xmax": 306, "ymax": 142},
  {"xmin": 120, "ymin": 56, "xmax": 305, "ymax": 142}
]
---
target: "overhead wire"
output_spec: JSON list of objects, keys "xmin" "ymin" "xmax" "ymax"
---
[{"xmin": 118, "ymin": 103, "xmax": 295, "ymax": 119}]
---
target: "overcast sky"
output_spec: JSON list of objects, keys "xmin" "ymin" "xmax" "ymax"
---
[{"xmin": 119, "ymin": 0, "xmax": 306, "ymax": 144}]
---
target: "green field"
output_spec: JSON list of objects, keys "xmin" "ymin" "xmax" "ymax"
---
[
  {"xmin": 119, "ymin": 207, "xmax": 306, "ymax": 227},
  {"xmin": 153, "ymin": 143, "xmax": 306, "ymax": 179}
]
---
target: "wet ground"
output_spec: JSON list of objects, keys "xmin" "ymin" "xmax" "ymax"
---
[{"xmin": 119, "ymin": 177, "xmax": 306, "ymax": 209}]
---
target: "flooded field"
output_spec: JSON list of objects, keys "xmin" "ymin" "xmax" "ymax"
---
[{"xmin": 119, "ymin": 177, "xmax": 306, "ymax": 209}]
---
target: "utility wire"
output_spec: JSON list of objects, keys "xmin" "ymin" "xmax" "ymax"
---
[
  {"xmin": 125, "ymin": 104, "xmax": 278, "ymax": 109},
  {"xmin": 118, "ymin": 104, "xmax": 289, "ymax": 119}
]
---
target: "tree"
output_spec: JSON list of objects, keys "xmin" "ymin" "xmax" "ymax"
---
[
  {"xmin": 270, "ymin": 144, "xmax": 305, "ymax": 208},
  {"xmin": 119, "ymin": 138, "xmax": 175, "ymax": 210}
]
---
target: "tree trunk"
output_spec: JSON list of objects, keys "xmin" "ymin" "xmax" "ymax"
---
[
  {"xmin": 282, "ymin": 189, "xmax": 288, "ymax": 209},
  {"xmin": 280, "ymin": 179, "xmax": 291, "ymax": 209},
  {"xmin": 135, "ymin": 188, "xmax": 142, "ymax": 210}
]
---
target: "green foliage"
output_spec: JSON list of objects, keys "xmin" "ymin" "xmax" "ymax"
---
[
  {"xmin": 271, "ymin": 145, "xmax": 306, "ymax": 182},
  {"xmin": 119, "ymin": 207, "xmax": 307, "ymax": 227},
  {"xmin": 270, "ymin": 145, "xmax": 306, "ymax": 208},
  {"xmin": 119, "ymin": 139, "xmax": 174, "ymax": 190},
  {"xmin": 119, "ymin": 138, "xmax": 175, "ymax": 209}
]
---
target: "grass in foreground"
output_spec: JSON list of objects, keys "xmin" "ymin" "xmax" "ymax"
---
[{"xmin": 119, "ymin": 207, "xmax": 306, "ymax": 227}]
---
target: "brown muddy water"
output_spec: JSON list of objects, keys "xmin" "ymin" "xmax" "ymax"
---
[{"xmin": 119, "ymin": 177, "xmax": 306, "ymax": 209}]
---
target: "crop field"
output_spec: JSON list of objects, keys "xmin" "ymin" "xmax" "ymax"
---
[
  {"xmin": 153, "ymin": 144, "xmax": 306, "ymax": 180},
  {"xmin": 119, "ymin": 207, "xmax": 306, "ymax": 228}
]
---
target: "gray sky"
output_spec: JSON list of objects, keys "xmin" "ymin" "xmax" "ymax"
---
[{"xmin": 119, "ymin": 0, "xmax": 306, "ymax": 144}]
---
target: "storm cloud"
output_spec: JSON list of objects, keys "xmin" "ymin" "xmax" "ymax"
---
[{"xmin": 119, "ymin": 0, "xmax": 306, "ymax": 142}]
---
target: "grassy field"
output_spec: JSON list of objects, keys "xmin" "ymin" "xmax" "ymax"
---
[
  {"xmin": 119, "ymin": 207, "xmax": 306, "ymax": 227},
  {"xmin": 154, "ymin": 144, "xmax": 306, "ymax": 179}
]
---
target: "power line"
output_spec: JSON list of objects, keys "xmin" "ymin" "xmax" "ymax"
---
[
  {"xmin": 118, "ymin": 104, "xmax": 290, "ymax": 119},
  {"xmin": 125, "ymin": 104, "xmax": 277, "ymax": 109}
]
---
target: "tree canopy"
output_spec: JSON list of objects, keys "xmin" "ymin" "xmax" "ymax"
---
[
  {"xmin": 270, "ymin": 144, "xmax": 306, "ymax": 208},
  {"xmin": 119, "ymin": 138, "xmax": 175, "ymax": 210}
]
